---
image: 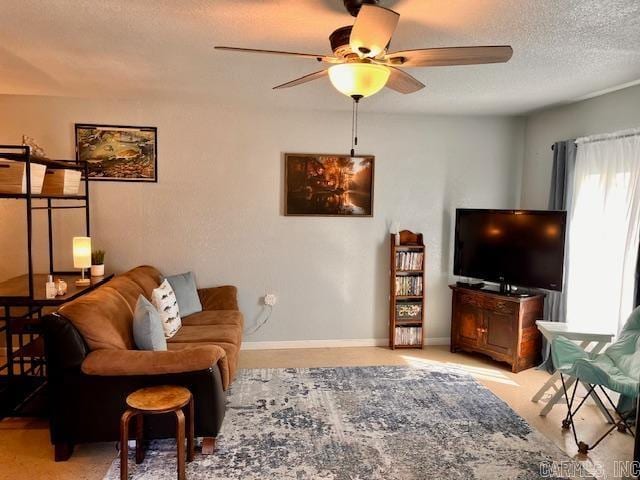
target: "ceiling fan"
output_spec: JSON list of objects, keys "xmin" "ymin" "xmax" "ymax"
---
[{"xmin": 215, "ymin": 0, "xmax": 513, "ymax": 100}]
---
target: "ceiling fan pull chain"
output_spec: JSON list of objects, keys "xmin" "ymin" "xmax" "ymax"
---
[
  {"xmin": 350, "ymin": 98, "xmax": 356, "ymax": 157},
  {"xmin": 355, "ymin": 98, "xmax": 359, "ymax": 148},
  {"xmin": 350, "ymin": 95, "xmax": 362, "ymax": 157}
]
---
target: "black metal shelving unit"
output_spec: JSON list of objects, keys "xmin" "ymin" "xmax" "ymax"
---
[{"xmin": 0, "ymin": 144, "xmax": 91, "ymax": 417}]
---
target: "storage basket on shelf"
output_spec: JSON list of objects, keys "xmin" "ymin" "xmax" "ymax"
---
[
  {"xmin": 41, "ymin": 168, "xmax": 82, "ymax": 195},
  {"xmin": 0, "ymin": 158, "xmax": 46, "ymax": 194}
]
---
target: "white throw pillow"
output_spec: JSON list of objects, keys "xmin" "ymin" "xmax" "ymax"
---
[{"xmin": 151, "ymin": 279, "xmax": 182, "ymax": 339}]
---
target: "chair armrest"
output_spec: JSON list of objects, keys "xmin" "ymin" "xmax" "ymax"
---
[
  {"xmin": 81, "ymin": 346, "xmax": 230, "ymax": 388},
  {"xmin": 198, "ymin": 285, "xmax": 239, "ymax": 311}
]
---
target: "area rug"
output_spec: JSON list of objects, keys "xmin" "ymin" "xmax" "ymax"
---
[{"xmin": 104, "ymin": 365, "xmax": 589, "ymax": 479}]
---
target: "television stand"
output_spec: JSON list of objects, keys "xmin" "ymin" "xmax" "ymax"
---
[
  {"xmin": 449, "ymin": 285, "xmax": 545, "ymax": 373},
  {"xmin": 455, "ymin": 280, "xmax": 485, "ymax": 289}
]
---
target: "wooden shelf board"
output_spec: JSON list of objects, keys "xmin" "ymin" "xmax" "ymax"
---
[
  {"xmin": 395, "ymin": 295, "xmax": 423, "ymax": 300},
  {"xmin": 395, "ymin": 270, "xmax": 424, "ymax": 274},
  {"xmin": 0, "ymin": 273, "xmax": 113, "ymax": 305},
  {"xmin": 0, "ymin": 193, "xmax": 87, "ymax": 200},
  {"xmin": 395, "ymin": 322, "xmax": 424, "ymax": 327},
  {"xmin": 0, "ymin": 153, "xmax": 85, "ymax": 169},
  {"xmin": 393, "ymin": 344, "xmax": 423, "ymax": 349}
]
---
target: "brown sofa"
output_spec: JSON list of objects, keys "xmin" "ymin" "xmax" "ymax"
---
[{"xmin": 42, "ymin": 265, "xmax": 243, "ymax": 461}]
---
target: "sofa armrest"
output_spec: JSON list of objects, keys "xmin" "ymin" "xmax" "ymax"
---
[
  {"xmin": 81, "ymin": 346, "xmax": 230, "ymax": 388},
  {"xmin": 198, "ymin": 285, "xmax": 239, "ymax": 311}
]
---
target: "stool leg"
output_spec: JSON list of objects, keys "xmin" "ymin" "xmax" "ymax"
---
[
  {"xmin": 186, "ymin": 396, "xmax": 195, "ymax": 462},
  {"xmin": 135, "ymin": 413, "xmax": 145, "ymax": 464},
  {"xmin": 120, "ymin": 409, "xmax": 135, "ymax": 480},
  {"xmin": 175, "ymin": 409, "xmax": 186, "ymax": 480}
]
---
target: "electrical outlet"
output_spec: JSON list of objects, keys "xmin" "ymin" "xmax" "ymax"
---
[{"xmin": 264, "ymin": 293, "xmax": 277, "ymax": 306}]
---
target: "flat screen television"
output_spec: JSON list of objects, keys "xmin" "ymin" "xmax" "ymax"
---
[{"xmin": 453, "ymin": 209, "xmax": 567, "ymax": 291}]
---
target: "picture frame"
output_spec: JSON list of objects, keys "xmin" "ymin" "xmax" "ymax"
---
[
  {"xmin": 75, "ymin": 123, "xmax": 158, "ymax": 182},
  {"xmin": 285, "ymin": 153, "xmax": 374, "ymax": 217}
]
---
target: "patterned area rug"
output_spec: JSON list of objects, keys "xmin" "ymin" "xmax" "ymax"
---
[{"xmin": 104, "ymin": 365, "xmax": 589, "ymax": 479}]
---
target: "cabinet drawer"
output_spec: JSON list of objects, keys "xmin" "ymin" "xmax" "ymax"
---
[
  {"xmin": 485, "ymin": 298, "xmax": 517, "ymax": 315},
  {"xmin": 458, "ymin": 293, "xmax": 483, "ymax": 309},
  {"xmin": 458, "ymin": 292, "xmax": 517, "ymax": 315}
]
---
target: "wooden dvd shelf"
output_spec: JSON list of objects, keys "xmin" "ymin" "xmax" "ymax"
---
[{"xmin": 389, "ymin": 230, "xmax": 426, "ymax": 349}]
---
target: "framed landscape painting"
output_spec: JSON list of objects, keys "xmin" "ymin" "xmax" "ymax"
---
[
  {"xmin": 75, "ymin": 124, "xmax": 157, "ymax": 182},
  {"xmin": 285, "ymin": 153, "xmax": 374, "ymax": 216}
]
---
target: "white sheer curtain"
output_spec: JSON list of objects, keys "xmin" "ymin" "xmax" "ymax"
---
[{"xmin": 566, "ymin": 129, "xmax": 640, "ymax": 335}]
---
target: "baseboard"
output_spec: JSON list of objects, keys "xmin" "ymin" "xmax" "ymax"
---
[
  {"xmin": 423, "ymin": 337, "xmax": 450, "ymax": 346},
  {"xmin": 241, "ymin": 337, "xmax": 450, "ymax": 350},
  {"xmin": 241, "ymin": 338, "xmax": 387, "ymax": 350}
]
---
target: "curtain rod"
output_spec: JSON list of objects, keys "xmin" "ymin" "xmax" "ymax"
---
[
  {"xmin": 551, "ymin": 128, "xmax": 640, "ymax": 150},
  {"xmin": 576, "ymin": 127, "xmax": 640, "ymax": 144}
]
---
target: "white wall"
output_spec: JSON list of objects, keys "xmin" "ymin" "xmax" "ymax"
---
[
  {"xmin": 0, "ymin": 95, "xmax": 524, "ymax": 345},
  {"xmin": 521, "ymin": 83, "xmax": 640, "ymax": 209}
]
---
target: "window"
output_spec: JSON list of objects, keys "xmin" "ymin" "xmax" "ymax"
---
[{"xmin": 565, "ymin": 133, "xmax": 640, "ymax": 335}]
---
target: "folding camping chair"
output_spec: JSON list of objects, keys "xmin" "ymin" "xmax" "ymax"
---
[{"xmin": 551, "ymin": 306, "xmax": 640, "ymax": 454}]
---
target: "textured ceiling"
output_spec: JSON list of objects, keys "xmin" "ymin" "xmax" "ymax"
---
[{"xmin": 1, "ymin": 0, "xmax": 639, "ymax": 115}]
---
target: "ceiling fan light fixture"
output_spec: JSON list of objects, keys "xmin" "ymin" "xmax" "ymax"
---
[{"xmin": 328, "ymin": 63, "xmax": 390, "ymax": 98}]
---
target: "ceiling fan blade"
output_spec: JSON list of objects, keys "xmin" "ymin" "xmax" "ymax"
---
[
  {"xmin": 273, "ymin": 70, "xmax": 329, "ymax": 89},
  {"xmin": 385, "ymin": 67, "xmax": 425, "ymax": 94},
  {"xmin": 385, "ymin": 46, "xmax": 513, "ymax": 67},
  {"xmin": 350, "ymin": 4, "xmax": 400, "ymax": 58},
  {"xmin": 215, "ymin": 46, "xmax": 337, "ymax": 63}
]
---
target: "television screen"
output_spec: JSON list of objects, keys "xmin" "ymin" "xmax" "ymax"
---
[{"xmin": 454, "ymin": 209, "xmax": 567, "ymax": 291}]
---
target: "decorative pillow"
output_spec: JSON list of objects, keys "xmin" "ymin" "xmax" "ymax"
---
[
  {"xmin": 133, "ymin": 295, "xmax": 167, "ymax": 351},
  {"xmin": 151, "ymin": 279, "xmax": 182, "ymax": 338},
  {"xmin": 165, "ymin": 272, "xmax": 203, "ymax": 317}
]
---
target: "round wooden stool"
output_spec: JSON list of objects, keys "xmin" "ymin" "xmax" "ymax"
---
[{"xmin": 120, "ymin": 385, "xmax": 194, "ymax": 480}]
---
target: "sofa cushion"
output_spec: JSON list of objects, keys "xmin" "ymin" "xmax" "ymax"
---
[
  {"xmin": 182, "ymin": 310, "xmax": 244, "ymax": 328},
  {"xmin": 167, "ymin": 324, "xmax": 242, "ymax": 345},
  {"xmin": 198, "ymin": 286, "xmax": 239, "ymax": 311},
  {"xmin": 168, "ymin": 341, "xmax": 239, "ymax": 384},
  {"xmin": 152, "ymin": 279, "xmax": 182, "ymax": 339},
  {"xmin": 104, "ymin": 275, "xmax": 145, "ymax": 312},
  {"xmin": 165, "ymin": 272, "xmax": 202, "ymax": 317},
  {"xmin": 133, "ymin": 295, "xmax": 167, "ymax": 351},
  {"xmin": 81, "ymin": 345, "xmax": 227, "ymax": 384},
  {"xmin": 59, "ymin": 287, "xmax": 134, "ymax": 350},
  {"xmin": 125, "ymin": 265, "xmax": 162, "ymax": 298}
]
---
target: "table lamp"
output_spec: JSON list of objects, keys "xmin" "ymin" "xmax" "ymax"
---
[{"xmin": 73, "ymin": 236, "xmax": 92, "ymax": 286}]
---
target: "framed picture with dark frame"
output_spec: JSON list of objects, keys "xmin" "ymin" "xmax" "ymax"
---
[
  {"xmin": 285, "ymin": 153, "xmax": 374, "ymax": 217},
  {"xmin": 75, "ymin": 123, "xmax": 158, "ymax": 182}
]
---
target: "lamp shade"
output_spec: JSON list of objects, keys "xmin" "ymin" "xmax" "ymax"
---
[
  {"xmin": 73, "ymin": 237, "xmax": 92, "ymax": 269},
  {"xmin": 328, "ymin": 63, "xmax": 390, "ymax": 98}
]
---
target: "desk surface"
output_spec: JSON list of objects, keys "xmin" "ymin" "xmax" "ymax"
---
[
  {"xmin": 0, "ymin": 273, "xmax": 114, "ymax": 306},
  {"xmin": 536, "ymin": 320, "xmax": 615, "ymax": 342}
]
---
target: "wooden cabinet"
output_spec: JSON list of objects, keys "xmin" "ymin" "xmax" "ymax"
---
[{"xmin": 449, "ymin": 286, "xmax": 544, "ymax": 373}]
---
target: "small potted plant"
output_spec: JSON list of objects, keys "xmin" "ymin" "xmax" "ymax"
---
[{"xmin": 91, "ymin": 249, "xmax": 106, "ymax": 277}]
